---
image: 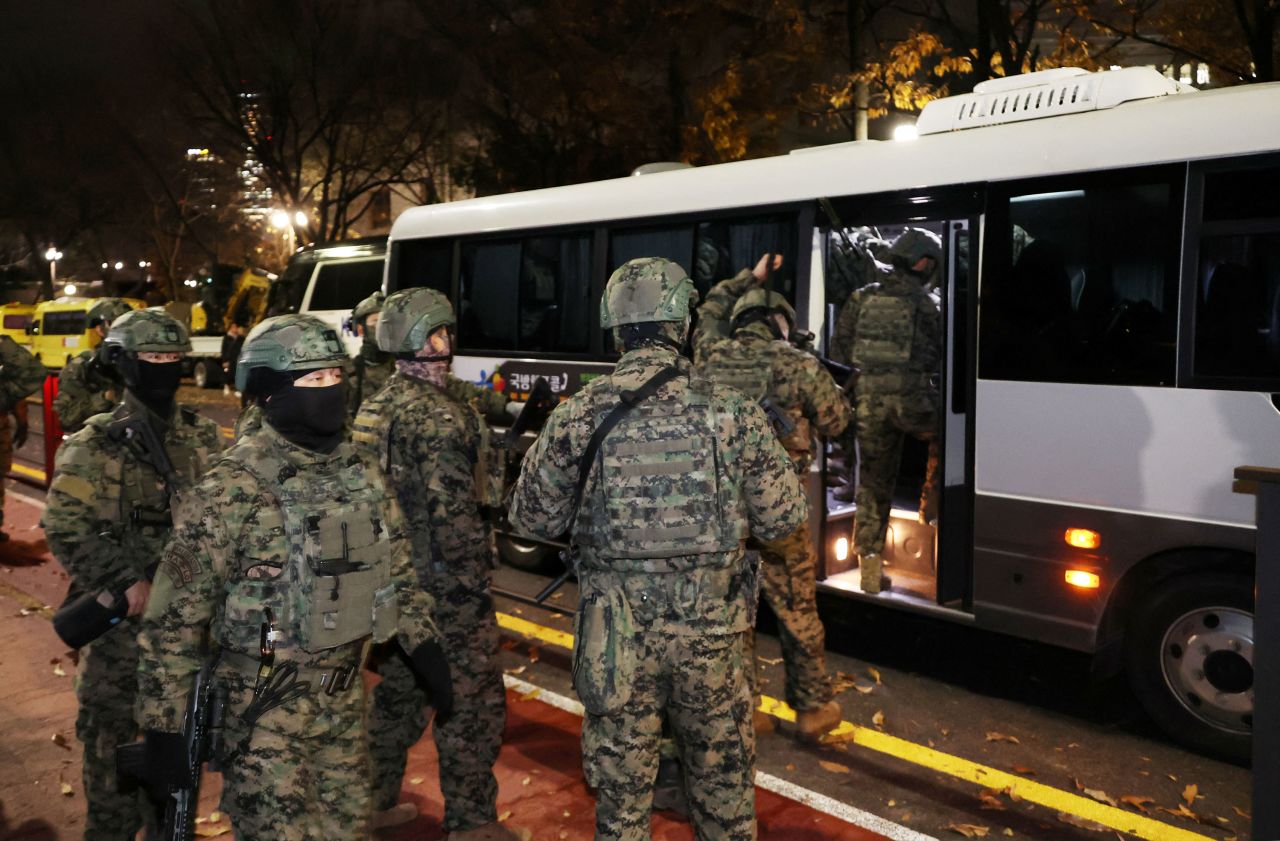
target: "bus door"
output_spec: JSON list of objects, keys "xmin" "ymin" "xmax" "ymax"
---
[{"xmin": 819, "ymin": 187, "xmax": 982, "ymax": 611}]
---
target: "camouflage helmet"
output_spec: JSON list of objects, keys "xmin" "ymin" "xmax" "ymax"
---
[
  {"xmin": 730, "ymin": 288, "xmax": 795, "ymax": 329},
  {"xmin": 236, "ymin": 314, "xmax": 347, "ymax": 392},
  {"xmin": 599, "ymin": 258, "xmax": 698, "ymax": 329},
  {"xmin": 102, "ymin": 309, "xmax": 192, "ymax": 355},
  {"xmin": 888, "ymin": 227, "xmax": 942, "ymax": 270},
  {"xmin": 351, "ymin": 290, "xmax": 385, "ymax": 323},
  {"xmin": 376, "ymin": 287, "xmax": 455, "ymax": 354},
  {"xmin": 86, "ymin": 297, "xmax": 134, "ymax": 329}
]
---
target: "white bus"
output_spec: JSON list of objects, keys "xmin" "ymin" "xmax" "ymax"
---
[{"xmin": 386, "ymin": 67, "xmax": 1280, "ymax": 759}]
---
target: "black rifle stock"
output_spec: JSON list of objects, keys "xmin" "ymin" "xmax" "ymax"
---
[
  {"xmin": 791, "ymin": 330, "xmax": 860, "ymax": 391},
  {"xmin": 503, "ymin": 376, "xmax": 557, "ymax": 449}
]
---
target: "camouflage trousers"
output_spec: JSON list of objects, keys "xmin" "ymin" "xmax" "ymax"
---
[
  {"xmin": 368, "ymin": 578, "xmax": 506, "ymax": 831},
  {"xmin": 0, "ymin": 415, "xmax": 10, "ymax": 530},
  {"xmin": 853, "ymin": 389, "xmax": 939, "ymax": 558},
  {"xmin": 744, "ymin": 521, "xmax": 833, "ymax": 711},
  {"xmin": 220, "ymin": 678, "xmax": 372, "ymax": 841},
  {"xmin": 584, "ymin": 629, "xmax": 755, "ymax": 841},
  {"xmin": 74, "ymin": 618, "xmax": 152, "ymax": 841}
]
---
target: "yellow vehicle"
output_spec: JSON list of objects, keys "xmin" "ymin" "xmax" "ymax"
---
[
  {"xmin": 190, "ymin": 267, "xmax": 272, "ymax": 335},
  {"xmin": 0, "ymin": 303, "xmax": 35, "ymax": 347},
  {"xmin": 29, "ymin": 297, "xmax": 144, "ymax": 368}
]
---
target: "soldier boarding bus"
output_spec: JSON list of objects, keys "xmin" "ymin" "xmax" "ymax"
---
[{"xmin": 385, "ymin": 66, "xmax": 1280, "ymax": 761}]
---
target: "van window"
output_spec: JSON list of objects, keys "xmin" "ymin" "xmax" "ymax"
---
[
  {"xmin": 1192, "ymin": 162, "xmax": 1280, "ymax": 386},
  {"xmin": 392, "ymin": 238, "xmax": 453, "ymax": 296},
  {"xmin": 458, "ymin": 232, "xmax": 592, "ymax": 354},
  {"xmin": 609, "ymin": 224, "xmax": 694, "ymax": 281},
  {"xmin": 307, "ymin": 260, "xmax": 384, "ymax": 311},
  {"xmin": 981, "ymin": 173, "xmax": 1179, "ymax": 386},
  {"xmin": 43, "ymin": 312, "xmax": 87, "ymax": 335},
  {"xmin": 3, "ymin": 314, "xmax": 30, "ymax": 331}
]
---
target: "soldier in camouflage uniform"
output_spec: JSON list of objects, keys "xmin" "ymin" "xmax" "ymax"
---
[
  {"xmin": 53, "ymin": 298, "xmax": 133, "ymax": 433},
  {"xmin": 830, "ymin": 229, "xmax": 942, "ymax": 593},
  {"xmin": 511, "ymin": 258, "xmax": 807, "ymax": 841},
  {"xmin": 43, "ymin": 309, "xmax": 222, "ymax": 841},
  {"xmin": 352, "ymin": 288, "xmax": 519, "ymax": 840},
  {"xmin": 345, "ymin": 290, "xmax": 394, "ymax": 416},
  {"xmin": 0, "ymin": 333, "xmax": 44, "ymax": 540},
  {"xmin": 693, "ymin": 253, "xmax": 850, "ymax": 740},
  {"xmin": 136, "ymin": 315, "xmax": 452, "ymax": 841}
]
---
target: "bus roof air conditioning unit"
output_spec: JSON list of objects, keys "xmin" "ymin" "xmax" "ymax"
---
[{"xmin": 915, "ymin": 67, "xmax": 1197, "ymax": 136}]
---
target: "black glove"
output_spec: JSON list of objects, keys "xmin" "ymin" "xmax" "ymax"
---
[
  {"xmin": 13, "ymin": 420, "xmax": 27, "ymax": 449},
  {"xmin": 410, "ymin": 640, "xmax": 454, "ymax": 720}
]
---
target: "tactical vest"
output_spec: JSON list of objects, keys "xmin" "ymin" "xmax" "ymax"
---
[
  {"xmin": 853, "ymin": 293, "xmax": 917, "ymax": 369},
  {"xmin": 701, "ymin": 342, "xmax": 773, "ymax": 401},
  {"xmin": 218, "ymin": 433, "xmax": 400, "ymax": 662},
  {"xmin": 574, "ymin": 374, "xmax": 748, "ymax": 562}
]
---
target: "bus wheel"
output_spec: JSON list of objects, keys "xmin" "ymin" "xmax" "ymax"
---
[
  {"xmin": 1126, "ymin": 573, "xmax": 1253, "ymax": 762},
  {"xmin": 495, "ymin": 532, "xmax": 558, "ymax": 574},
  {"xmin": 192, "ymin": 359, "xmax": 221, "ymax": 389}
]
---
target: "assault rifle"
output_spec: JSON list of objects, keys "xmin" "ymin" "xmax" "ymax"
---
[
  {"xmin": 791, "ymin": 330, "xmax": 860, "ymax": 391},
  {"xmin": 118, "ymin": 661, "xmax": 227, "ymax": 841},
  {"xmin": 106, "ymin": 411, "xmax": 178, "ymax": 495},
  {"xmin": 502, "ymin": 376, "xmax": 558, "ymax": 448}
]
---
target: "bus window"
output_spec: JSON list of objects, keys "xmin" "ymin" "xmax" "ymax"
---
[
  {"xmin": 982, "ymin": 175, "xmax": 1179, "ymax": 386},
  {"xmin": 393, "ymin": 237, "xmax": 453, "ymax": 296},
  {"xmin": 608, "ymin": 224, "xmax": 695, "ymax": 280},
  {"xmin": 459, "ymin": 232, "xmax": 593, "ymax": 354},
  {"xmin": 1192, "ymin": 163, "xmax": 1280, "ymax": 386},
  {"xmin": 307, "ymin": 260, "xmax": 384, "ymax": 312},
  {"xmin": 43, "ymin": 311, "xmax": 87, "ymax": 335},
  {"xmin": 695, "ymin": 215, "xmax": 798, "ymax": 301}
]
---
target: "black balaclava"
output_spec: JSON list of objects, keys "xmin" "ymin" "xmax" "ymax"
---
[
  {"xmin": 252, "ymin": 369, "xmax": 348, "ymax": 453},
  {"xmin": 120, "ymin": 356, "xmax": 183, "ymax": 418}
]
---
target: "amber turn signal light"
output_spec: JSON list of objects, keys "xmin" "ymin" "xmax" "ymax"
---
[
  {"xmin": 1065, "ymin": 569, "xmax": 1101, "ymax": 589},
  {"xmin": 1064, "ymin": 527, "xmax": 1101, "ymax": 550}
]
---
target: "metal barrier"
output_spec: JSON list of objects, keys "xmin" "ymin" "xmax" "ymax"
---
[{"xmin": 1232, "ymin": 465, "xmax": 1278, "ymax": 841}]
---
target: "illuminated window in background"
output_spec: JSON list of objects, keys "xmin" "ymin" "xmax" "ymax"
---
[{"xmin": 1196, "ymin": 64, "xmax": 1211, "ymax": 86}]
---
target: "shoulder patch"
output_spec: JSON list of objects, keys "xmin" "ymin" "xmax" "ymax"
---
[{"xmin": 159, "ymin": 542, "xmax": 203, "ymax": 589}]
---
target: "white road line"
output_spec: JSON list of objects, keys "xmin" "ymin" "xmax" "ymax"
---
[
  {"xmin": 8, "ymin": 489, "xmax": 47, "ymax": 510},
  {"xmin": 501, "ymin": 673, "xmax": 937, "ymax": 841}
]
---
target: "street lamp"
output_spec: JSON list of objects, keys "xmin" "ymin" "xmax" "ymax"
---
[
  {"xmin": 113, "ymin": 261, "xmax": 124, "ymax": 270},
  {"xmin": 270, "ymin": 209, "xmax": 290, "ymax": 230},
  {"xmin": 64, "ymin": 283, "xmax": 77, "ymax": 296},
  {"xmin": 44, "ymin": 246, "xmax": 63, "ymax": 288}
]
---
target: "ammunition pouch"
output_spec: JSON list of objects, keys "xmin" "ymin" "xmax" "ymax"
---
[{"xmin": 572, "ymin": 585, "xmax": 637, "ymax": 716}]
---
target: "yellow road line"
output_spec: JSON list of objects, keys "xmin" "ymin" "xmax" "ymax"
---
[
  {"xmin": 9, "ymin": 462, "xmax": 47, "ymax": 483},
  {"xmin": 0, "ymin": 579, "xmax": 54, "ymax": 619},
  {"xmin": 495, "ymin": 610, "xmax": 1213, "ymax": 841}
]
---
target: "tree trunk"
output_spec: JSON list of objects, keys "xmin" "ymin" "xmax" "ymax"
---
[{"xmin": 847, "ymin": 0, "xmax": 871, "ymax": 140}]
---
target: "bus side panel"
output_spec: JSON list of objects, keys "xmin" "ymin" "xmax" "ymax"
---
[{"xmin": 972, "ymin": 494, "xmax": 1254, "ymax": 652}]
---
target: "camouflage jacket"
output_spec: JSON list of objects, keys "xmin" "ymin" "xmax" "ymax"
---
[
  {"xmin": 136, "ymin": 421, "xmax": 440, "ymax": 733},
  {"xmin": 44, "ymin": 393, "xmax": 223, "ymax": 599},
  {"xmin": 0, "ymin": 335, "xmax": 45, "ymax": 413},
  {"xmin": 352, "ymin": 372, "xmax": 505, "ymax": 588},
  {"xmin": 830, "ymin": 269, "xmax": 941, "ymax": 386},
  {"xmin": 509, "ymin": 345, "xmax": 806, "ymax": 635},
  {"xmin": 54, "ymin": 349, "xmax": 121, "ymax": 433},
  {"xmin": 343, "ymin": 342, "xmax": 395, "ymax": 417},
  {"xmin": 694, "ymin": 274, "xmax": 850, "ymax": 471}
]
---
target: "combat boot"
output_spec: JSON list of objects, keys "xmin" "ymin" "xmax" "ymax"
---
[
  {"xmin": 859, "ymin": 553, "xmax": 892, "ymax": 594},
  {"xmin": 447, "ymin": 821, "xmax": 527, "ymax": 840},
  {"xmin": 796, "ymin": 700, "xmax": 843, "ymax": 743},
  {"xmin": 651, "ymin": 756, "xmax": 690, "ymax": 817},
  {"xmin": 752, "ymin": 708, "xmax": 776, "ymax": 735},
  {"xmin": 372, "ymin": 802, "xmax": 418, "ymax": 830}
]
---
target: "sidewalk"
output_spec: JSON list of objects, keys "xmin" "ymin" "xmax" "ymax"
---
[{"xmin": 0, "ymin": 490, "xmax": 884, "ymax": 840}]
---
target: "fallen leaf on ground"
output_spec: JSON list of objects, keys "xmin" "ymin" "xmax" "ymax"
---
[
  {"xmin": 1233, "ymin": 806, "xmax": 1250, "ymax": 819},
  {"xmin": 985, "ymin": 732, "xmax": 1020, "ymax": 744},
  {"xmin": 528, "ymin": 648, "xmax": 540, "ymax": 664},
  {"xmin": 1082, "ymin": 788, "xmax": 1118, "ymax": 807},
  {"xmin": 940, "ymin": 728, "xmax": 950, "ymax": 737},
  {"xmin": 1011, "ymin": 764, "xmax": 1035, "ymax": 775},
  {"xmin": 758, "ymin": 656, "xmax": 783, "ymax": 666},
  {"xmin": 887, "ymin": 800, "xmax": 896, "ymax": 807},
  {"xmin": 1167, "ymin": 774, "xmax": 1178, "ymax": 782},
  {"xmin": 522, "ymin": 776, "xmax": 531, "ymax": 786},
  {"xmin": 1067, "ymin": 742, "xmax": 1080, "ymax": 748},
  {"xmin": 852, "ymin": 682, "xmax": 876, "ymax": 694},
  {"xmin": 1001, "ymin": 786, "xmax": 1022, "ymax": 803},
  {"xmin": 51, "ymin": 733, "xmax": 70, "ymax": 750},
  {"xmin": 518, "ymin": 688, "xmax": 540, "ymax": 701},
  {"xmin": 978, "ymin": 790, "xmax": 1007, "ymax": 811},
  {"xmin": 498, "ymin": 810, "xmax": 512, "ymax": 822},
  {"xmin": 194, "ymin": 827, "xmax": 229, "ymax": 838},
  {"xmin": 53, "ymin": 663, "xmax": 66, "ymax": 677},
  {"xmin": 946, "ymin": 822, "xmax": 989, "ymax": 837},
  {"xmin": 1158, "ymin": 804, "xmax": 1198, "ymax": 821},
  {"xmin": 872, "ymin": 710, "xmax": 885, "ymax": 728},
  {"xmin": 785, "ymin": 764, "xmax": 796, "ymax": 771},
  {"xmin": 505, "ymin": 666, "xmax": 526, "ymax": 676},
  {"xmin": 1002, "ymin": 830, "xmax": 1014, "ymax": 837},
  {"xmin": 867, "ymin": 667, "xmax": 882, "ymax": 684},
  {"xmin": 409, "ymin": 776, "xmax": 424, "ymax": 785},
  {"xmin": 1055, "ymin": 812, "xmax": 1109, "ymax": 832},
  {"xmin": 1119, "ymin": 795, "xmax": 1154, "ymax": 814},
  {"xmin": 818, "ymin": 760, "xmax": 850, "ymax": 775},
  {"xmin": 60, "ymin": 782, "xmax": 73, "ymax": 796},
  {"xmin": 1182, "ymin": 783, "xmax": 1198, "ymax": 805},
  {"xmin": 550, "ymin": 591, "xmax": 564, "ymax": 600}
]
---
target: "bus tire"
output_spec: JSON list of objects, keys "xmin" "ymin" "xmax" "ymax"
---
[
  {"xmin": 192, "ymin": 359, "xmax": 221, "ymax": 389},
  {"xmin": 1125, "ymin": 573, "xmax": 1253, "ymax": 762},
  {"xmin": 495, "ymin": 532, "xmax": 558, "ymax": 574}
]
